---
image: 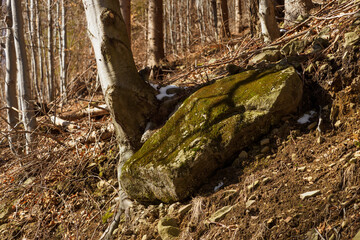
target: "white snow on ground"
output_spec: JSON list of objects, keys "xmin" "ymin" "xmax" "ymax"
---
[
  {"xmin": 214, "ymin": 181, "xmax": 224, "ymax": 192},
  {"xmin": 156, "ymin": 85, "xmax": 179, "ymax": 100},
  {"xmin": 297, "ymin": 110, "xmax": 316, "ymax": 124}
]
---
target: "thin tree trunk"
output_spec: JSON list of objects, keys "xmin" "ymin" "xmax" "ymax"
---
[
  {"xmin": 235, "ymin": 0, "xmax": 243, "ymax": 33},
  {"xmin": 26, "ymin": 0, "xmax": 40, "ymax": 101},
  {"xmin": 259, "ymin": 0, "xmax": 280, "ymax": 42},
  {"xmin": 35, "ymin": 0, "xmax": 45, "ymax": 101},
  {"xmin": 147, "ymin": 0, "xmax": 164, "ymax": 67},
  {"xmin": 211, "ymin": 0, "xmax": 218, "ymax": 40},
  {"xmin": 5, "ymin": 0, "xmax": 19, "ymax": 153},
  {"xmin": 47, "ymin": 0, "xmax": 54, "ymax": 102},
  {"xmin": 186, "ymin": 0, "xmax": 190, "ymax": 48},
  {"xmin": 11, "ymin": 0, "xmax": 37, "ymax": 152},
  {"xmin": 249, "ymin": 0, "xmax": 259, "ymax": 37},
  {"xmin": 219, "ymin": 0, "xmax": 230, "ymax": 37},
  {"xmin": 60, "ymin": 0, "xmax": 67, "ymax": 102},
  {"xmin": 119, "ymin": 0, "xmax": 131, "ymax": 43}
]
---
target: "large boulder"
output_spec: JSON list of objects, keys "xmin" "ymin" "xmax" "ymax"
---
[{"xmin": 121, "ymin": 66, "xmax": 303, "ymax": 203}]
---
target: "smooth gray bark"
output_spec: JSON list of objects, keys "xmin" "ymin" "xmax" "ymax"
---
[
  {"xmin": 5, "ymin": 0, "xmax": 19, "ymax": 153},
  {"xmin": 11, "ymin": 0, "xmax": 37, "ymax": 151},
  {"xmin": 82, "ymin": 0, "xmax": 159, "ymax": 238},
  {"xmin": 259, "ymin": 0, "xmax": 280, "ymax": 42},
  {"xmin": 60, "ymin": 0, "xmax": 67, "ymax": 102},
  {"xmin": 47, "ymin": 0, "xmax": 54, "ymax": 102}
]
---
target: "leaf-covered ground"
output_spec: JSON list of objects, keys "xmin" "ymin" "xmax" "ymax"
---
[{"xmin": 1, "ymin": 1, "xmax": 360, "ymax": 239}]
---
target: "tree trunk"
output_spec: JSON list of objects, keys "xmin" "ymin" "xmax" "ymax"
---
[
  {"xmin": 284, "ymin": 0, "xmax": 313, "ymax": 26},
  {"xmin": 211, "ymin": 0, "xmax": 218, "ymax": 39},
  {"xmin": 5, "ymin": 0, "xmax": 19, "ymax": 153},
  {"xmin": 235, "ymin": 0, "xmax": 243, "ymax": 33},
  {"xmin": 11, "ymin": 0, "xmax": 37, "ymax": 152},
  {"xmin": 82, "ymin": 1, "xmax": 159, "ymax": 237},
  {"xmin": 147, "ymin": 0, "xmax": 164, "ymax": 67},
  {"xmin": 219, "ymin": 0, "xmax": 230, "ymax": 38},
  {"xmin": 35, "ymin": 0, "xmax": 45, "ymax": 101},
  {"xmin": 60, "ymin": 0, "xmax": 67, "ymax": 102},
  {"xmin": 26, "ymin": 0, "xmax": 40, "ymax": 101},
  {"xmin": 47, "ymin": 0, "xmax": 54, "ymax": 102},
  {"xmin": 259, "ymin": 0, "xmax": 280, "ymax": 42},
  {"xmin": 249, "ymin": 0, "xmax": 259, "ymax": 37},
  {"xmin": 119, "ymin": 0, "xmax": 131, "ymax": 43}
]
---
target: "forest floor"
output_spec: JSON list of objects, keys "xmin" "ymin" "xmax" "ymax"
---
[{"xmin": 1, "ymin": 1, "xmax": 360, "ymax": 239}]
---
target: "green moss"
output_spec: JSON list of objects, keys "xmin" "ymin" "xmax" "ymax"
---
[{"xmin": 121, "ymin": 65, "xmax": 302, "ymax": 203}]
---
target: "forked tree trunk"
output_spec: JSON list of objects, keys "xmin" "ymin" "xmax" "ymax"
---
[
  {"xmin": 284, "ymin": 0, "xmax": 313, "ymax": 26},
  {"xmin": 5, "ymin": 0, "xmax": 19, "ymax": 153},
  {"xmin": 11, "ymin": 0, "xmax": 37, "ymax": 152},
  {"xmin": 82, "ymin": 1, "xmax": 159, "ymax": 237},
  {"xmin": 119, "ymin": 0, "xmax": 131, "ymax": 43},
  {"xmin": 259, "ymin": 0, "xmax": 280, "ymax": 42},
  {"xmin": 147, "ymin": 0, "xmax": 164, "ymax": 67}
]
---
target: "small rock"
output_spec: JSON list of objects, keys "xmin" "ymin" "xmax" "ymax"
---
[
  {"xmin": 291, "ymin": 153, "xmax": 297, "ymax": 161},
  {"xmin": 354, "ymin": 203, "xmax": 359, "ymax": 210},
  {"xmin": 178, "ymin": 204, "xmax": 192, "ymax": 217},
  {"xmin": 260, "ymin": 138, "xmax": 270, "ymax": 146},
  {"xmin": 262, "ymin": 177, "xmax": 271, "ymax": 184},
  {"xmin": 306, "ymin": 229, "xmax": 319, "ymax": 240},
  {"xmin": 238, "ymin": 150, "xmax": 248, "ymax": 159},
  {"xmin": 307, "ymin": 122, "xmax": 318, "ymax": 130},
  {"xmin": 284, "ymin": 216, "xmax": 292, "ymax": 223},
  {"xmin": 297, "ymin": 166, "xmax": 306, "ymax": 172},
  {"xmin": 261, "ymin": 146, "xmax": 270, "ymax": 153},
  {"xmin": 344, "ymin": 32, "xmax": 360, "ymax": 47},
  {"xmin": 334, "ymin": 120, "xmax": 342, "ymax": 128},
  {"xmin": 209, "ymin": 206, "xmax": 233, "ymax": 222},
  {"xmin": 246, "ymin": 200, "xmax": 256, "ymax": 208},
  {"xmin": 300, "ymin": 190, "xmax": 321, "ymax": 200},
  {"xmin": 157, "ymin": 217, "xmax": 180, "ymax": 240},
  {"xmin": 247, "ymin": 180, "xmax": 259, "ymax": 192},
  {"xmin": 226, "ymin": 64, "xmax": 242, "ymax": 75},
  {"xmin": 23, "ymin": 177, "xmax": 36, "ymax": 186}
]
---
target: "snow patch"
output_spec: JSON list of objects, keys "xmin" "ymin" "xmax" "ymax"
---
[
  {"xmin": 156, "ymin": 85, "xmax": 179, "ymax": 100},
  {"xmin": 214, "ymin": 181, "xmax": 224, "ymax": 192},
  {"xmin": 297, "ymin": 110, "xmax": 316, "ymax": 124}
]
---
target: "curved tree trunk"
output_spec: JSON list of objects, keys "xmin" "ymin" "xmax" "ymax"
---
[
  {"xmin": 5, "ymin": 0, "xmax": 19, "ymax": 153},
  {"xmin": 82, "ymin": 1, "xmax": 159, "ymax": 238},
  {"xmin": 259, "ymin": 0, "xmax": 280, "ymax": 42},
  {"xmin": 147, "ymin": 0, "xmax": 164, "ymax": 67},
  {"xmin": 11, "ymin": 0, "xmax": 37, "ymax": 152},
  {"xmin": 284, "ymin": 0, "xmax": 313, "ymax": 26}
]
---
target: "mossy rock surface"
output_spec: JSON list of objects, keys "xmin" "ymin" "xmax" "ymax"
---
[{"xmin": 121, "ymin": 66, "xmax": 303, "ymax": 203}]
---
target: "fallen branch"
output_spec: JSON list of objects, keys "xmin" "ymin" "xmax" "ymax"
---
[{"xmin": 59, "ymin": 104, "xmax": 109, "ymax": 120}]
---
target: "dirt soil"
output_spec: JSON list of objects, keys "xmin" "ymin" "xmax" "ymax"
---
[{"xmin": 1, "ymin": 1, "xmax": 360, "ymax": 240}]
